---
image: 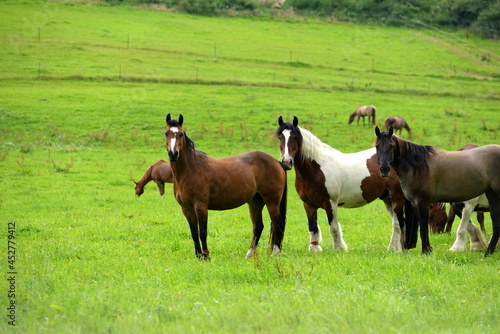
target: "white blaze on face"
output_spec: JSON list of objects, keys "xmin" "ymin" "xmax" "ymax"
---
[
  {"xmin": 282, "ymin": 129, "xmax": 291, "ymax": 161},
  {"xmin": 169, "ymin": 127, "xmax": 179, "ymax": 152}
]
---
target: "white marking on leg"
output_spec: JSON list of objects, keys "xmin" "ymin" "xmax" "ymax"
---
[
  {"xmin": 309, "ymin": 224, "xmax": 323, "ymax": 252},
  {"xmin": 246, "ymin": 247, "xmax": 255, "ymax": 258},
  {"xmin": 328, "ymin": 201, "xmax": 348, "ymax": 251},
  {"xmin": 387, "ymin": 206, "xmax": 403, "ymax": 252},
  {"xmin": 272, "ymin": 245, "xmax": 281, "ymax": 255}
]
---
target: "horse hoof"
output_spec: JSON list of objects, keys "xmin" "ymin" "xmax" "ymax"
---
[
  {"xmin": 422, "ymin": 246, "xmax": 433, "ymax": 254},
  {"xmin": 308, "ymin": 244, "xmax": 323, "ymax": 252}
]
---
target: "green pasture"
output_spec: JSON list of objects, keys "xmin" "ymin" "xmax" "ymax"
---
[{"xmin": 1, "ymin": 1, "xmax": 499, "ymax": 333}]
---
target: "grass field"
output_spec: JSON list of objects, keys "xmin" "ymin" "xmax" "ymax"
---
[{"xmin": 1, "ymin": 1, "xmax": 500, "ymax": 333}]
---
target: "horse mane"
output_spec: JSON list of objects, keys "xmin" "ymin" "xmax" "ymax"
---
[
  {"xmin": 392, "ymin": 136, "xmax": 434, "ymax": 175},
  {"xmin": 297, "ymin": 127, "xmax": 340, "ymax": 161}
]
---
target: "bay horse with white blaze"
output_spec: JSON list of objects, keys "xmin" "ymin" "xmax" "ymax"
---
[
  {"xmin": 166, "ymin": 114, "xmax": 287, "ymax": 259},
  {"xmin": 134, "ymin": 160, "xmax": 173, "ymax": 197},
  {"xmin": 277, "ymin": 116, "xmax": 416, "ymax": 252},
  {"xmin": 348, "ymin": 105, "xmax": 376, "ymax": 126},
  {"xmin": 375, "ymin": 126, "xmax": 500, "ymax": 256}
]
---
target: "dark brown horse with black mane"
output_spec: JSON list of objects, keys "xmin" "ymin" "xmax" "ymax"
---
[
  {"xmin": 348, "ymin": 105, "xmax": 376, "ymax": 126},
  {"xmin": 277, "ymin": 116, "xmax": 417, "ymax": 252},
  {"xmin": 375, "ymin": 126, "xmax": 500, "ymax": 256},
  {"xmin": 384, "ymin": 117, "xmax": 411, "ymax": 135},
  {"xmin": 134, "ymin": 160, "xmax": 173, "ymax": 197},
  {"xmin": 165, "ymin": 114, "xmax": 287, "ymax": 259}
]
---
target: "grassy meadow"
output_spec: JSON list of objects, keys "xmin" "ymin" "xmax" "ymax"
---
[{"xmin": 1, "ymin": 1, "xmax": 500, "ymax": 333}]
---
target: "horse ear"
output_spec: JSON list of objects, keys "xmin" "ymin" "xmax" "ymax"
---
[
  {"xmin": 178, "ymin": 114, "xmax": 184, "ymax": 126},
  {"xmin": 375, "ymin": 126, "xmax": 380, "ymax": 137},
  {"xmin": 166, "ymin": 114, "xmax": 171, "ymax": 123},
  {"xmin": 133, "ymin": 181, "xmax": 138, "ymax": 185},
  {"xmin": 293, "ymin": 116, "xmax": 299, "ymax": 127},
  {"xmin": 278, "ymin": 116, "xmax": 284, "ymax": 126},
  {"xmin": 388, "ymin": 126, "xmax": 394, "ymax": 137}
]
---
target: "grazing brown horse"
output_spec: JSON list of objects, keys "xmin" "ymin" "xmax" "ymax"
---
[
  {"xmin": 428, "ymin": 203, "xmax": 449, "ymax": 233},
  {"xmin": 134, "ymin": 160, "xmax": 173, "ymax": 197},
  {"xmin": 375, "ymin": 126, "xmax": 500, "ymax": 256},
  {"xmin": 277, "ymin": 116, "xmax": 417, "ymax": 252},
  {"xmin": 384, "ymin": 117, "xmax": 411, "ymax": 135},
  {"xmin": 165, "ymin": 114, "xmax": 287, "ymax": 259},
  {"xmin": 348, "ymin": 105, "xmax": 376, "ymax": 126}
]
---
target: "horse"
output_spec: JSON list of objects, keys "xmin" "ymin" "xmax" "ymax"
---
[
  {"xmin": 375, "ymin": 126, "xmax": 500, "ymax": 256},
  {"xmin": 134, "ymin": 160, "xmax": 173, "ymax": 197},
  {"xmin": 428, "ymin": 203, "xmax": 449, "ymax": 233},
  {"xmin": 384, "ymin": 117, "xmax": 411, "ymax": 135},
  {"xmin": 348, "ymin": 105, "xmax": 376, "ymax": 126},
  {"xmin": 165, "ymin": 114, "xmax": 287, "ymax": 259},
  {"xmin": 277, "ymin": 116, "xmax": 417, "ymax": 253}
]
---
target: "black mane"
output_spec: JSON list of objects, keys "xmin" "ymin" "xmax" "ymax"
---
[
  {"xmin": 392, "ymin": 136, "xmax": 435, "ymax": 175},
  {"xmin": 276, "ymin": 121, "xmax": 302, "ymax": 142}
]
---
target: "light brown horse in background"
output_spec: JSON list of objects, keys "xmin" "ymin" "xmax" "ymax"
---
[
  {"xmin": 165, "ymin": 114, "xmax": 287, "ymax": 259},
  {"xmin": 384, "ymin": 117, "xmax": 411, "ymax": 135},
  {"xmin": 348, "ymin": 105, "xmax": 376, "ymax": 126},
  {"xmin": 134, "ymin": 160, "xmax": 173, "ymax": 197}
]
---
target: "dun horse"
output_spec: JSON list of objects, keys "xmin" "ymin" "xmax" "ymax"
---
[
  {"xmin": 166, "ymin": 114, "xmax": 287, "ymax": 259},
  {"xmin": 375, "ymin": 126, "xmax": 500, "ymax": 256},
  {"xmin": 277, "ymin": 116, "xmax": 416, "ymax": 252},
  {"xmin": 348, "ymin": 105, "xmax": 376, "ymax": 126},
  {"xmin": 134, "ymin": 160, "xmax": 173, "ymax": 197},
  {"xmin": 384, "ymin": 117, "xmax": 411, "ymax": 135}
]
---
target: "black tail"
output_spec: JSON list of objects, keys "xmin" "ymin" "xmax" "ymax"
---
[
  {"xmin": 372, "ymin": 107, "xmax": 376, "ymax": 125},
  {"xmin": 278, "ymin": 171, "xmax": 288, "ymax": 249},
  {"xmin": 404, "ymin": 200, "xmax": 419, "ymax": 249}
]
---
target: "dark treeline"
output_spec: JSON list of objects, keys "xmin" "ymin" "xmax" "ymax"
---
[{"xmin": 106, "ymin": 0, "xmax": 499, "ymax": 39}]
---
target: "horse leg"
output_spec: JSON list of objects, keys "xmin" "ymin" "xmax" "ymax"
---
[
  {"xmin": 327, "ymin": 201, "xmax": 348, "ymax": 251},
  {"xmin": 444, "ymin": 206, "xmax": 455, "ymax": 234},
  {"xmin": 193, "ymin": 205, "xmax": 210, "ymax": 260},
  {"xmin": 304, "ymin": 203, "xmax": 322, "ymax": 252},
  {"xmin": 267, "ymin": 201, "xmax": 285, "ymax": 256},
  {"xmin": 383, "ymin": 199, "xmax": 403, "ymax": 252},
  {"xmin": 181, "ymin": 207, "xmax": 202, "ymax": 257},
  {"xmin": 485, "ymin": 190, "xmax": 500, "ymax": 256},
  {"xmin": 155, "ymin": 181, "xmax": 165, "ymax": 197},
  {"xmin": 246, "ymin": 195, "xmax": 265, "ymax": 258},
  {"xmin": 415, "ymin": 200, "xmax": 432, "ymax": 254},
  {"xmin": 477, "ymin": 212, "xmax": 485, "ymax": 233},
  {"xmin": 449, "ymin": 202, "xmax": 472, "ymax": 251}
]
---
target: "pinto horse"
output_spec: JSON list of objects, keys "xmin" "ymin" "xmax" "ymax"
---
[
  {"xmin": 277, "ymin": 116, "xmax": 416, "ymax": 252},
  {"xmin": 384, "ymin": 117, "xmax": 411, "ymax": 135},
  {"xmin": 165, "ymin": 114, "xmax": 287, "ymax": 259},
  {"xmin": 134, "ymin": 160, "xmax": 173, "ymax": 197},
  {"xmin": 348, "ymin": 105, "xmax": 376, "ymax": 126},
  {"xmin": 375, "ymin": 126, "xmax": 500, "ymax": 256}
]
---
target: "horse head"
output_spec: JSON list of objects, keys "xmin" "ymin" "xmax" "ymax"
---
[
  {"xmin": 165, "ymin": 114, "xmax": 185, "ymax": 162},
  {"xmin": 277, "ymin": 116, "xmax": 300, "ymax": 170},
  {"xmin": 375, "ymin": 126, "xmax": 394, "ymax": 177}
]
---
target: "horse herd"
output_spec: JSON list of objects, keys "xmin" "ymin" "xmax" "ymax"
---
[{"xmin": 134, "ymin": 112, "xmax": 500, "ymax": 259}]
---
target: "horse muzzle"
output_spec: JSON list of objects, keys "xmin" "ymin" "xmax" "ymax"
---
[
  {"xmin": 168, "ymin": 150, "xmax": 179, "ymax": 162},
  {"xmin": 379, "ymin": 165, "xmax": 391, "ymax": 177},
  {"xmin": 281, "ymin": 158, "xmax": 293, "ymax": 170}
]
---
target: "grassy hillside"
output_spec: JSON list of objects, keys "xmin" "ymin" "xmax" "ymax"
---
[{"xmin": 0, "ymin": 1, "xmax": 499, "ymax": 333}]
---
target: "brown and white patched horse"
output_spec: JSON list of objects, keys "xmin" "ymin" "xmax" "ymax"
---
[
  {"xmin": 384, "ymin": 117, "xmax": 411, "ymax": 135},
  {"xmin": 348, "ymin": 105, "xmax": 376, "ymax": 126},
  {"xmin": 277, "ymin": 116, "xmax": 416, "ymax": 252},
  {"xmin": 375, "ymin": 126, "xmax": 500, "ymax": 256},
  {"xmin": 134, "ymin": 160, "xmax": 173, "ymax": 197},
  {"xmin": 166, "ymin": 114, "xmax": 287, "ymax": 259}
]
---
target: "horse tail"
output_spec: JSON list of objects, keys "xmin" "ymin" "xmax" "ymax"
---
[
  {"xmin": 372, "ymin": 106, "xmax": 376, "ymax": 125},
  {"xmin": 279, "ymin": 169, "xmax": 288, "ymax": 248},
  {"xmin": 404, "ymin": 200, "xmax": 418, "ymax": 249}
]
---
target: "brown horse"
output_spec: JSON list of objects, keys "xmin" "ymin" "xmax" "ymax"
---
[
  {"xmin": 165, "ymin": 114, "xmax": 287, "ymax": 259},
  {"xmin": 277, "ymin": 116, "xmax": 417, "ymax": 252},
  {"xmin": 348, "ymin": 105, "xmax": 376, "ymax": 126},
  {"xmin": 375, "ymin": 126, "xmax": 500, "ymax": 256},
  {"xmin": 134, "ymin": 160, "xmax": 173, "ymax": 197},
  {"xmin": 384, "ymin": 117, "xmax": 411, "ymax": 135}
]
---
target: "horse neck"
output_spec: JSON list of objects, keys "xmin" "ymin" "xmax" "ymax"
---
[
  {"xmin": 137, "ymin": 166, "xmax": 154, "ymax": 186},
  {"xmin": 170, "ymin": 145, "xmax": 202, "ymax": 181}
]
